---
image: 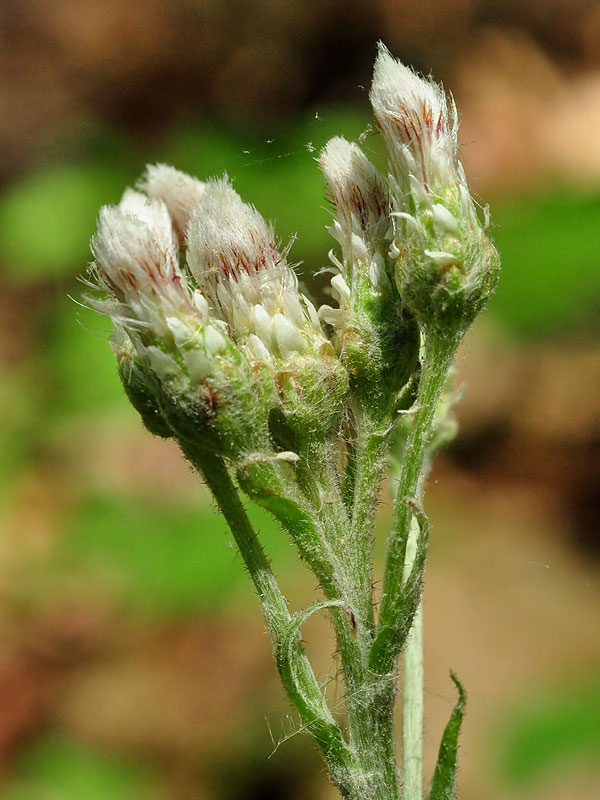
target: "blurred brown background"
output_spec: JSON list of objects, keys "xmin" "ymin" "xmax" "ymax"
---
[{"xmin": 1, "ymin": 1, "xmax": 599, "ymax": 798}]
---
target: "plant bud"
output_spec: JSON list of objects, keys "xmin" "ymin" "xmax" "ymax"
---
[
  {"xmin": 90, "ymin": 189, "xmax": 196, "ymax": 342},
  {"xmin": 318, "ymin": 137, "xmax": 418, "ymax": 410},
  {"xmin": 88, "ymin": 186, "xmax": 274, "ymax": 461},
  {"xmin": 186, "ymin": 178, "xmax": 324, "ymax": 354},
  {"xmin": 319, "ymin": 136, "xmax": 389, "ymax": 263},
  {"xmin": 370, "ymin": 43, "xmax": 499, "ymax": 335},
  {"xmin": 186, "ymin": 178, "xmax": 348, "ymax": 441}
]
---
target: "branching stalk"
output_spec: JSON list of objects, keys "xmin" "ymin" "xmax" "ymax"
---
[
  {"xmin": 184, "ymin": 447, "xmax": 357, "ymax": 788},
  {"xmin": 371, "ymin": 332, "xmax": 460, "ymax": 675}
]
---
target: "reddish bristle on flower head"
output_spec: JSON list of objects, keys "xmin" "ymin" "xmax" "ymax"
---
[
  {"xmin": 90, "ymin": 189, "xmax": 196, "ymax": 337},
  {"xmin": 186, "ymin": 178, "xmax": 283, "ymax": 286},
  {"xmin": 319, "ymin": 136, "xmax": 388, "ymax": 241},
  {"xmin": 370, "ymin": 42, "xmax": 458, "ymax": 195},
  {"xmin": 186, "ymin": 178, "xmax": 325, "ymax": 358}
]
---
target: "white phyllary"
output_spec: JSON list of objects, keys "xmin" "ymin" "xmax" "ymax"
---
[
  {"xmin": 253, "ymin": 304, "xmax": 273, "ymax": 349},
  {"xmin": 390, "ymin": 211, "xmax": 423, "ymax": 233},
  {"xmin": 166, "ymin": 316, "xmax": 196, "ymax": 347},
  {"xmin": 243, "ymin": 333, "xmax": 273, "ymax": 365},
  {"xmin": 424, "ymin": 250, "xmax": 460, "ymax": 268},
  {"xmin": 318, "ymin": 304, "xmax": 344, "ymax": 327},
  {"xmin": 282, "ymin": 291, "xmax": 306, "ymax": 329},
  {"xmin": 318, "ymin": 136, "xmax": 394, "ymax": 336},
  {"xmin": 184, "ymin": 349, "xmax": 212, "ymax": 382},
  {"xmin": 318, "ymin": 271, "xmax": 353, "ymax": 330},
  {"xmin": 142, "ymin": 345, "xmax": 180, "ymax": 378},
  {"xmin": 431, "ymin": 204, "xmax": 459, "ymax": 234},
  {"xmin": 273, "ymin": 313, "xmax": 306, "ymax": 357},
  {"xmin": 349, "ymin": 233, "xmax": 370, "ymax": 265},
  {"xmin": 368, "ymin": 252, "xmax": 388, "ymax": 291},
  {"xmin": 330, "ymin": 274, "xmax": 351, "ymax": 307},
  {"xmin": 138, "ymin": 163, "xmax": 205, "ymax": 240},
  {"xmin": 204, "ymin": 325, "xmax": 228, "ymax": 357},
  {"xmin": 186, "ymin": 177, "xmax": 325, "ymax": 361},
  {"xmin": 192, "ymin": 290, "xmax": 210, "ymax": 324}
]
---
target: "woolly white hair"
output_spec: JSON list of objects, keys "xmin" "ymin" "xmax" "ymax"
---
[
  {"xmin": 319, "ymin": 136, "xmax": 388, "ymax": 240},
  {"xmin": 91, "ymin": 191, "xmax": 193, "ymax": 333},
  {"xmin": 185, "ymin": 178, "xmax": 323, "ymax": 358},
  {"xmin": 369, "ymin": 43, "xmax": 458, "ymax": 193},
  {"xmin": 370, "ymin": 43, "xmax": 451, "ymax": 144},
  {"xmin": 138, "ymin": 163, "xmax": 205, "ymax": 239},
  {"xmin": 186, "ymin": 177, "xmax": 282, "ymax": 284}
]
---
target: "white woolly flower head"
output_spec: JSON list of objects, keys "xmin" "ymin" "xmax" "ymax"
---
[
  {"xmin": 186, "ymin": 178, "xmax": 325, "ymax": 361},
  {"xmin": 369, "ymin": 44, "xmax": 500, "ymax": 332},
  {"xmin": 186, "ymin": 177, "xmax": 285, "ymax": 296},
  {"xmin": 319, "ymin": 136, "xmax": 389, "ymax": 258},
  {"xmin": 88, "ymin": 187, "xmax": 235, "ymax": 384},
  {"xmin": 317, "ymin": 137, "xmax": 393, "ymax": 336},
  {"xmin": 90, "ymin": 189, "xmax": 195, "ymax": 333},
  {"xmin": 137, "ymin": 163, "xmax": 205, "ymax": 241},
  {"xmin": 370, "ymin": 42, "xmax": 459, "ymax": 199}
]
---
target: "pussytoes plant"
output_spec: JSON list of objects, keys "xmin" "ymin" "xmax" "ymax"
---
[{"xmin": 84, "ymin": 43, "xmax": 499, "ymax": 799}]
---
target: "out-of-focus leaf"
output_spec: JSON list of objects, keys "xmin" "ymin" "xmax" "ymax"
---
[
  {"xmin": 0, "ymin": 367, "xmax": 38, "ymax": 499},
  {"xmin": 0, "ymin": 164, "xmax": 127, "ymax": 281},
  {"xmin": 54, "ymin": 494, "xmax": 299, "ymax": 617},
  {"xmin": 497, "ymin": 673, "xmax": 600, "ymax": 786},
  {"xmin": 0, "ymin": 734, "xmax": 157, "ymax": 800},
  {"xmin": 489, "ymin": 191, "xmax": 600, "ymax": 337},
  {"xmin": 48, "ymin": 303, "xmax": 128, "ymax": 418}
]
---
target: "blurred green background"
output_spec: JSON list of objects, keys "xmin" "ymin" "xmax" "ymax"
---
[{"xmin": 1, "ymin": 2, "xmax": 599, "ymax": 798}]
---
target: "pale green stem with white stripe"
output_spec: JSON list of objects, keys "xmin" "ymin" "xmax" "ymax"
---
[{"xmin": 402, "ymin": 516, "xmax": 424, "ymax": 799}]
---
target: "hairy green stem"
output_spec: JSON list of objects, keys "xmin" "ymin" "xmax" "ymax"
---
[
  {"xmin": 236, "ymin": 459, "xmax": 339, "ymax": 598},
  {"xmin": 294, "ymin": 436, "xmax": 401, "ymax": 799},
  {"xmin": 182, "ymin": 447, "xmax": 358, "ymax": 790},
  {"xmin": 346, "ymin": 410, "xmax": 402, "ymax": 798},
  {"xmin": 350, "ymin": 408, "xmax": 390, "ymax": 597},
  {"xmin": 197, "ymin": 449, "xmax": 400, "ymax": 798},
  {"xmin": 371, "ymin": 331, "xmax": 459, "ymax": 675}
]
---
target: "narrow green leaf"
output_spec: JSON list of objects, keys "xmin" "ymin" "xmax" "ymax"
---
[
  {"xmin": 236, "ymin": 462, "xmax": 338, "ymax": 598},
  {"xmin": 369, "ymin": 504, "xmax": 430, "ymax": 672},
  {"xmin": 276, "ymin": 599, "xmax": 352, "ymax": 765},
  {"xmin": 428, "ymin": 671, "xmax": 467, "ymax": 800}
]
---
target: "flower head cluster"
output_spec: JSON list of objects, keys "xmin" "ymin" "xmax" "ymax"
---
[
  {"xmin": 319, "ymin": 42, "xmax": 499, "ymax": 344},
  {"xmin": 87, "ymin": 42, "xmax": 497, "ymax": 455},
  {"xmin": 83, "ymin": 47, "xmax": 498, "ymax": 800},
  {"xmin": 88, "ymin": 166, "xmax": 347, "ymax": 457}
]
